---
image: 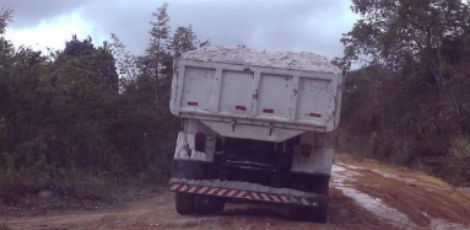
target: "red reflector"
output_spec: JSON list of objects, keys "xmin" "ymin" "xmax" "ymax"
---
[
  {"xmin": 187, "ymin": 101, "xmax": 199, "ymax": 106},
  {"xmin": 310, "ymin": 113, "xmax": 322, "ymax": 118},
  {"xmin": 263, "ymin": 108, "xmax": 274, "ymax": 114},
  {"xmin": 235, "ymin": 105, "xmax": 247, "ymax": 111},
  {"xmin": 301, "ymin": 144, "xmax": 312, "ymax": 157}
]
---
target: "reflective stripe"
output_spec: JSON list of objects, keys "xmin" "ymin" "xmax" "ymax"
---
[
  {"xmin": 236, "ymin": 191, "xmax": 246, "ymax": 198},
  {"xmin": 188, "ymin": 186, "xmax": 198, "ymax": 193},
  {"xmin": 290, "ymin": 197, "xmax": 299, "ymax": 204},
  {"xmin": 170, "ymin": 184, "xmax": 182, "ymax": 191},
  {"xmin": 280, "ymin": 195, "xmax": 289, "ymax": 203},
  {"xmin": 243, "ymin": 193, "xmax": 253, "ymax": 200},
  {"xmin": 227, "ymin": 190, "xmax": 238, "ymax": 197},
  {"xmin": 169, "ymin": 182, "xmax": 318, "ymax": 207},
  {"xmin": 198, "ymin": 186, "xmax": 210, "ymax": 194},
  {"xmin": 207, "ymin": 187, "xmax": 219, "ymax": 195},
  {"xmin": 301, "ymin": 199, "xmax": 309, "ymax": 206},
  {"xmin": 179, "ymin": 185, "xmax": 189, "ymax": 192},
  {"xmin": 260, "ymin": 193, "xmax": 270, "ymax": 202},
  {"xmin": 269, "ymin": 194, "xmax": 280, "ymax": 203},
  {"xmin": 217, "ymin": 189, "xmax": 228, "ymax": 196}
]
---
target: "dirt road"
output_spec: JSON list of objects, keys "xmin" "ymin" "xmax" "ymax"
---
[{"xmin": 1, "ymin": 154, "xmax": 469, "ymax": 230}]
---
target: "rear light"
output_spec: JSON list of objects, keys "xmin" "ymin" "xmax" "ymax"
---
[
  {"xmin": 263, "ymin": 108, "xmax": 274, "ymax": 114},
  {"xmin": 187, "ymin": 101, "xmax": 199, "ymax": 106},
  {"xmin": 300, "ymin": 144, "xmax": 312, "ymax": 157},
  {"xmin": 310, "ymin": 112, "xmax": 322, "ymax": 118},
  {"xmin": 195, "ymin": 132, "xmax": 206, "ymax": 152},
  {"xmin": 235, "ymin": 105, "xmax": 247, "ymax": 111}
]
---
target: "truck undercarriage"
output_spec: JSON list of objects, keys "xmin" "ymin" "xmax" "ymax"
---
[{"xmin": 170, "ymin": 136, "xmax": 330, "ymax": 222}]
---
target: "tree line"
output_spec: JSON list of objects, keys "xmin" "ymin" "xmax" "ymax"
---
[
  {"xmin": 0, "ymin": 4, "xmax": 200, "ymax": 189},
  {"xmin": 336, "ymin": 0, "xmax": 470, "ymax": 185},
  {"xmin": 0, "ymin": 0, "xmax": 469, "ymax": 200}
]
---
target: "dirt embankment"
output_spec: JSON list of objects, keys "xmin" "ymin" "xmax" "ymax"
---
[{"xmin": 1, "ymin": 154, "xmax": 469, "ymax": 230}]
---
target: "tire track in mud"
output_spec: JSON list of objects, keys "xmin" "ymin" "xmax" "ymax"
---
[
  {"xmin": 333, "ymin": 154, "xmax": 470, "ymax": 229},
  {"xmin": 0, "ymin": 188, "xmax": 400, "ymax": 229},
  {"xmin": 332, "ymin": 163, "xmax": 417, "ymax": 229}
]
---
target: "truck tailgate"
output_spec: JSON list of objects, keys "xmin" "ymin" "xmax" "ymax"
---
[{"xmin": 169, "ymin": 47, "xmax": 343, "ymax": 141}]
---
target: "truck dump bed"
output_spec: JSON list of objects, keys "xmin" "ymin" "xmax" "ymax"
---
[{"xmin": 169, "ymin": 46, "xmax": 343, "ymax": 142}]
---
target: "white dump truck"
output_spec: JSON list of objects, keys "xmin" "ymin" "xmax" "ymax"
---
[{"xmin": 168, "ymin": 46, "xmax": 343, "ymax": 222}]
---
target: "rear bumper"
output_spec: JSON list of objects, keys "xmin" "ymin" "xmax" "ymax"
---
[{"xmin": 169, "ymin": 178, "xmax": 326, "ymax": 207}]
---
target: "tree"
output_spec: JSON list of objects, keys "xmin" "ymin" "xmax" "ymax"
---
[
  {"xmin": 55, "ymin": 35, "xmax": 119, "ymax": 92},
  {"xmin": 338, "ymin": 0, "xmax": 470, "ymax": 185},
  {"xmin": 341, "ymin": 0, "xmax": 470, "ymax": 98},
  {"xmin": 145, "ymin": 2, "xmax": 171, "ymax": 80},
  {"xmin": 0, "ymin": 8, "xmax": 12, "ymax": 35},
  {"xmin": 0, "ymin": 8, "xmax": 14, "ymax": 65},
  {"xmin": 172, "ymin": 25, "xmax": 197, "ymax": 57},
  {"xmin": 109, "ymin": 33, "xmax": 139, "ymax": 81},
  {"xmin": 62, "ymin": 35, "xmax": 94, "ymax": 56},
  {"xmin": 0, "ymin": 6, "xmax": 191, "ymax": 191}
]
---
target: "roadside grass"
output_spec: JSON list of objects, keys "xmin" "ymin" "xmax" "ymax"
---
[{"xmin": 0, "ymin": 169, "xmax": 165, "ymax": 214}]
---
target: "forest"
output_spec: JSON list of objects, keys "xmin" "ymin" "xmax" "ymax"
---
[
  {"xmin": 0, "ymin": 0, "xmax": 469, "ymax": 206},
  {"xmin": 336, "ymin": 0, "xmax": 470, "ymax": 186}
]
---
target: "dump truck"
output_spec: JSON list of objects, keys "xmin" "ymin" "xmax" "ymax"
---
[{"xmin": 168, "ymin": 46, "xmax": 343, "ymax": 222}]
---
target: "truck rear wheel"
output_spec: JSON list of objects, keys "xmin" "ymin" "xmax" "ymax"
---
[
  {"xmin": 312, "ymin": 197, "xmax": 328, "ymax": 223},
  {"xmin": 175, "ymin": 192, "xmax": 195, "ymax": 215},
  {"xmin": 290, "ymin": 197, "xmax": 328, "ymax": 223},
  {"xmin": 194, "ymin": 195, "xmax": 225, "ymax": 215}
]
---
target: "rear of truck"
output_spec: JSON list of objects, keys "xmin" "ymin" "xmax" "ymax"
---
[{"xmin": 168, "ymin": 46, "xmax": 343, "ymax": 222}]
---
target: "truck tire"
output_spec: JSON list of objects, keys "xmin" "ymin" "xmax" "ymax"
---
[
  {"xmin": 175, "ymin": 192, "xmax": 195, "ymax": 215},
  {"xmin": 194, "ymin": 195, "xmax": 225, "ymax": 215},
  {"xmin": 291, "ymin": 174, "xmax": 330, "ymax": 195},
  {"xmin": 290, "ymin": 197, "xmax": 328, "ymax": 223},
  {"xmin": 312, "ymin": 197, "xmax": 328, "ymax": 223}
]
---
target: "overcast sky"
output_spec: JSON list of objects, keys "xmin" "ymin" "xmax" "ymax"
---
[{"xmin": 2, "ymin": 0, "xmax": 358, "ymax": 60}]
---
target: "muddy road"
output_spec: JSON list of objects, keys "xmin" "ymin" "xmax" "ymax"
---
[{"xmin": 1, "ymin": 154, "xmax": 469, "ymax": 230}]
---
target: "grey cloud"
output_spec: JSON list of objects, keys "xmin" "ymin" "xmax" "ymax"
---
[
  {"xmin": 2, "ymin": 0, "xmax": 92, "ymax": 28},
  {"xmin": 166, "ymin": 0, "xmax": 353, "ymax": 58},
  {"xmin": 4, "ymin": 0, "xmax": 357, "ymax": 59}
]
